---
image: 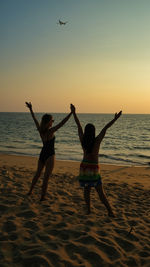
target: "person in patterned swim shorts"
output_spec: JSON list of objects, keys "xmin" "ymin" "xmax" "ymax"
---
[{"xmin": 71, "ymin": 104, "xmax": 122, "ymax": 216}]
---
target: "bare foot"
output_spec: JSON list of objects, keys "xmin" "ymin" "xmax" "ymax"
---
[
  {"xmin": 40, "ymin": 197, "xmax": 46, "ymax": 201},
  {"xmin": 108, "ymin": 211, "xmax": 115, "ymax": 218},
  {"xmin": 86, "ymin": 209, "xmax": 91, "ymax": 215}
]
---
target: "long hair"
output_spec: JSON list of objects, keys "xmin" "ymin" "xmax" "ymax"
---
[
  {"xmin": 39, "ymin": 114, "xmax": 52, "ymax": 134},
  {"xmin": 82, "ymin": 123, "xmax": 95, "ymax": 153}
]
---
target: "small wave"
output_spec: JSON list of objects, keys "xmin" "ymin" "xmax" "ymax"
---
[
  {"xmin": 29, "ymin": 144, "xmax": 41, "ymax": 149},
  {"xmin": 99, "ymin": 153, "xmax": 145, "ymax": 165},
  {"xmin": 133, "ymin": 146, "xmax": 150, "ymax": 150},
  {"xmin": 1, "ymin": 145, "xmax": 15, "ymax": 149},
  {"xmin": 99, "ymin": 154, "xmax": 133, "ymax": 163},
  {"xmin": 0, "ymin": 149, "xmax": 38, "ymax": 157},
  {"xmin": 13, "ymin": 140, "xmax": 26, "ymax": 144},
  {"xmin": 137, "ymin": 154, "xmax": 150, "ymax": 159}
]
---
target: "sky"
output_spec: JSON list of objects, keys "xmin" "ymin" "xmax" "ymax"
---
[{"xmin": 1, "ymin": 0, "xmax": 150, "ymax": 113}]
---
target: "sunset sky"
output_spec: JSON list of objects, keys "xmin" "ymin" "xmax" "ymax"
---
[{"xmin": 1, "ymin": 0, "xmax": 150, "ymax": 113}]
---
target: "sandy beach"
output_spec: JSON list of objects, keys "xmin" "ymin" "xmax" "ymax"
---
[{"xmin": 0, "ymin": 154, "xmax": 150, "ymax": 267}]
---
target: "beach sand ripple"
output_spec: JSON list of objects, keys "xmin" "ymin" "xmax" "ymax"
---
[{"xmin": 0, "ymin": 156, "xmax": 150, "ymax": 266}]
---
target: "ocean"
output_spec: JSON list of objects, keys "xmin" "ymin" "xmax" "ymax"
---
[{"xmin": 0, "ymin": 112, "xmax": 150, "ymax": 166}]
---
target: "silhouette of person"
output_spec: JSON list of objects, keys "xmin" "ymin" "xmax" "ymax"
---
[
  {"xmin": 25, "ymin": 102, "xmax": 73, "ymax": 201},
  {"xmin": 71, "ymin": 104, "xmax": 122, "ymax": 216}
]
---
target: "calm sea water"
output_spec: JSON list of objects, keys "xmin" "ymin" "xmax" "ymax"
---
[{"xmin": 0, "ymin": 112, "xmax": 150, "ymax": 166}]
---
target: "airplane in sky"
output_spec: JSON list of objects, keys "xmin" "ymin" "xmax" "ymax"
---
[{"xmin": 57, "ymin": 20, "xmax": 68, "ymax": 25}]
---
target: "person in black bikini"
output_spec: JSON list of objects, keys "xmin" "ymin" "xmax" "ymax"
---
[{"xmin": 25, "ymin": 102, "xmax": 73, "ymax": 201}]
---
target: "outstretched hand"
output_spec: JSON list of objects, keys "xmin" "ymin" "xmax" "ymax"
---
[
  {"xmin": 25, "ymin": 102, "xmax": 32, "ymax": 110},
  {"xmin": 70, "ymin": 104, "xmax": 75, "ymax": 113},
  {"xmin": 114, "ymin": 111, "xmax": 122, "ymax": 120}
]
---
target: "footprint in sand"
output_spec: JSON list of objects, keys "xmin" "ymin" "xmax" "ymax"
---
[
  {"xmin": 22, "ymin": 255, "xmax": 51, "ymax": 267},
  {"xmin": 24, "ymin": 220, "xmax": 39, "ymax": 231},
  {"xmin": 17, "ymin": 210, "xmax": 36, "ymax": 218},
  {"xmin": 2, "ymin": 220, "xmax": 16, "ymax": 233},
  {"xmin": 114, "ymin": 236, "xmax": 135, "ymax": 252}
]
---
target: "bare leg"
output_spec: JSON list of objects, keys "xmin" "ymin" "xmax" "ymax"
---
[
  {"xmin": 28, "ymin": 160, "xmax": 44, "ymax": 195},
  {"xmin": 40, "ymin": 155, "xmax": 55, "ymax": 201},
  {"xmin": 84, "ymin": 186, "xmax": 91, "ymax": 214},
  {"xmin": 95, "ymin": 184, "xmax": 115, "ymax": 217}
]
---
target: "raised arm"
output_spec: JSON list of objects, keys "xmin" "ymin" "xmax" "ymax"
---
[
  {"xmin": 50, "ymin": 105, "xmax": 72, "ymax": 133},
  {"xmin": 97, "ymin": 111, "xmax": 122, "ymax": 143},
  {"xmin": 25, "ymin": 102, "xmax": 40, "ymax": 131},
  {"xmin": 71, "ymin": 104, "xmax": 83, "ymax": 143}
]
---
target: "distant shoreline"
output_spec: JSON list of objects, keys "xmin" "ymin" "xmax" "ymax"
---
[
  {"xmin": 0, "ymin": 111, "xmax": 150, "ymax": 115},
  {"xmin": 0, "ymin": 153, "xmax": 149, "ymax": 169}
]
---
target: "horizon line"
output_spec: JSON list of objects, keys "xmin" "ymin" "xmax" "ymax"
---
[{"xmin": 0, "ymin": 111, "xmax": 150, "ymax": 115}]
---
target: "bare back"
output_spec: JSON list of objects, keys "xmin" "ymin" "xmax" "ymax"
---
[
  {"xmin": 82, "ymin": 136, "xmax": 101, "ymax": 163},
  {"xmin": 72, "ymin": 108, "xmax": 122, "ymax": 164}
]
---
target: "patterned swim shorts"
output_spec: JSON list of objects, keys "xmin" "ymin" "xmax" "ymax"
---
[{"xmin": 78, "ymin": 161, "xmax": 102, "ymax": 187}]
